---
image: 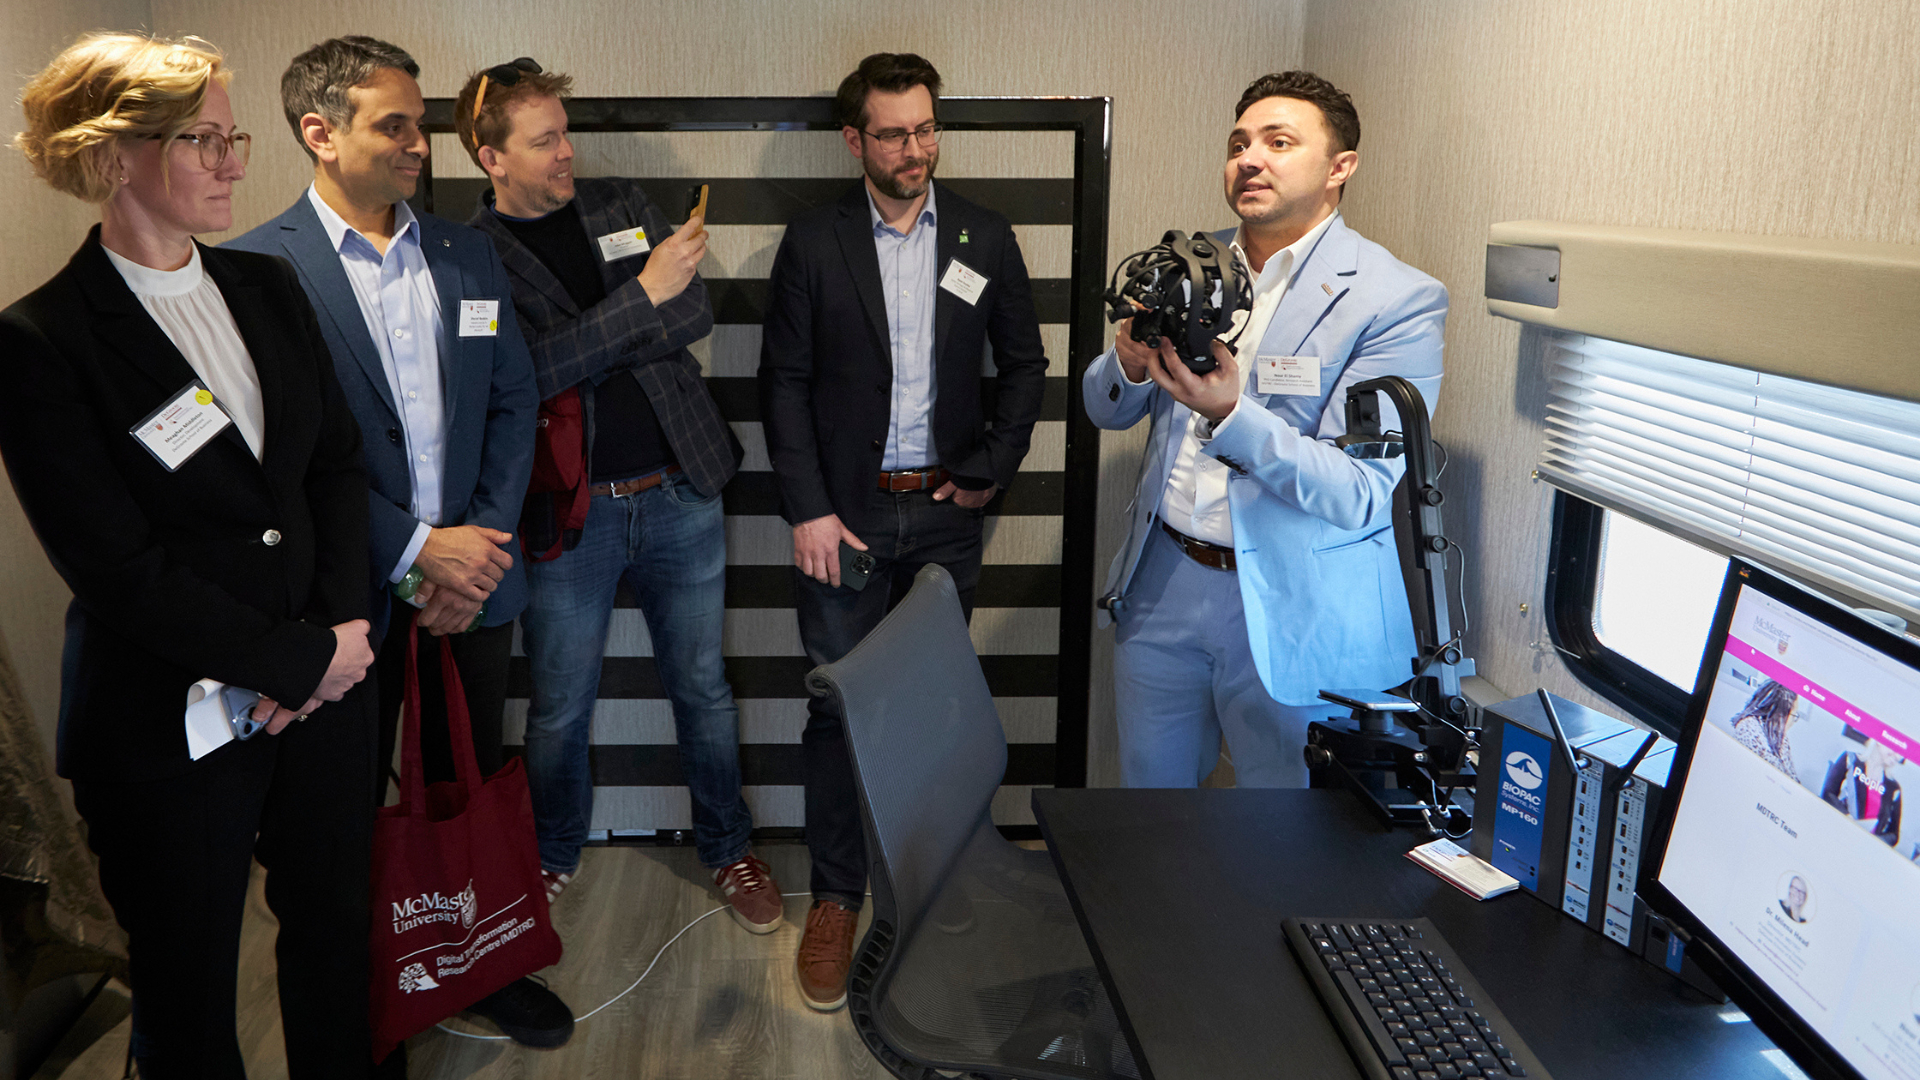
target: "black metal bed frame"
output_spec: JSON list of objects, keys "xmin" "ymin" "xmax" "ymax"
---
[{"xmin": 416, "ymin": 95, "xmax": 1113, "ymax": 792}]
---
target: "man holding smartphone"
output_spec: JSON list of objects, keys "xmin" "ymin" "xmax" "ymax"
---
[
  {"xmin": 758, "ymin": 52, "xmax": 1048, "ymax": 1011},
  {"xmin": 456, "ymin": 61, "xmax": 783, "ymax": 935}
]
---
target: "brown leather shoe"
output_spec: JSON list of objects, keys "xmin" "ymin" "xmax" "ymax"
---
[
  {"xmin": 796, "ymin": 899, "xmax": 858, "ymax": 1011},
  {"xmin": 713, "ymin": 854, "xmax": 785, "ymax": 934}
]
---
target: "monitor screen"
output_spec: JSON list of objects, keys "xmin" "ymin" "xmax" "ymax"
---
[{"xmin": 1644, "ymin": 560, "xmax": 1920, "ymax": 1080}]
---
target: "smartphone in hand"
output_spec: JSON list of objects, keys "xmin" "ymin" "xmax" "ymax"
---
[
  {"xmin": 220, "ymin": 684, "xmax": 265, "ymax": 740},
  {"xmin": 838, "ymin": 542, "xmax": 875, "ymax": 591}
]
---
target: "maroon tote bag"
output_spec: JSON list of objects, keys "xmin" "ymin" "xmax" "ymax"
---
[{"xmin": 368, "ymin": 615, "xmax": 562, "ymax": 1059}]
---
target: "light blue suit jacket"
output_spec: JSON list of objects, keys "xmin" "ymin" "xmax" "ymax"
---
[
  {"xmin": 1083, "ymin": 213, "xmax": 1447, "ymax": 704},
  {"xmin": 227, "ymin": 196, "xmax": 539, "ymax": 637}
]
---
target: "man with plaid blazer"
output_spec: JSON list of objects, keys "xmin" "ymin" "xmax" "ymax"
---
[{"xmin": 458, "ymin": 63, "xmax": 784, "ymax": 935}]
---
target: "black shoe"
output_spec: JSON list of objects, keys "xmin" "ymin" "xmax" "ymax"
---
[{"xmin": 464, "ymin": 975, "xmax": 575, "ymax": 1048}]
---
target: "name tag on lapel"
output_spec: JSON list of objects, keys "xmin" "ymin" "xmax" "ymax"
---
[
  {"xmin": 130, "ymin": 380, "xmax": 233, "ymax": 471},
  {"xmin": 459, "ymin": 299, "xmax": 499, "ymax": 337},
  {"xmin": 1255, "ymin": 354, "xmax": 1320, "ymax": 396},
  {"xmin": 939, "ymin": 259, "xmax": 988, "ymax": 306},
  {"xmin": 596, "ymin": 227, "xmax": 651, "ymax": 262}
]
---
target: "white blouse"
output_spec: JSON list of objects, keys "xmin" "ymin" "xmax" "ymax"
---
[{"xmin": 104, "ymin": 244, "xmax": 266, "ymax": 461}]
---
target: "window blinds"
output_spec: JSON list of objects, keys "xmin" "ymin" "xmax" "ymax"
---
[{"xmin": 1538, "ymin": 330, "xmax": 1920, "ymax": 625}]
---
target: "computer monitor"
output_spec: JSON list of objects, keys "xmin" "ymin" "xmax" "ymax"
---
[{"xmin": 1640, "ymin": 558, "xmax": 1919, "ymax": 1080}]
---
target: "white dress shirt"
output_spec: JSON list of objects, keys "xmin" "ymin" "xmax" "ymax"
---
[
  {"xmin": 307, "ymin": 186, "xmax": 446, "ymax": 581},
  {"xmin": 869, "ymin": 182, "xmax": 940, "ymax": 470},
  {"xmin": 1151, "ymin": 211, "xmax": 1338, "ymax": 546},
  {"xmin": 104, "ymin": 244, "xmax": 266, "ymax": 461}
]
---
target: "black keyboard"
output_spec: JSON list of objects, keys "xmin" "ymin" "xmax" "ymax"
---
[{"xmin": 1282, "ymin": 918, "xmax": 1553, "ymax": 1080}]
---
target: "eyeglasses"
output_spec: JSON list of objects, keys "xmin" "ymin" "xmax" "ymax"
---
[
  {"xmin": 859, "ymin": 122, "xmax": 942, "ymax": 153},
  {"xmin": 149, "ymin": 130, "xmax": 251, "ymax": 170},
  {"xmin": 471, "ymin": 57, "xmax": 542, "ymax": 149}
]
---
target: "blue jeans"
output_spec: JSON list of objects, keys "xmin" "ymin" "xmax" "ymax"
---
[{"xmin": 520, "ymin": 471, "xmax": 752, "ymax": 873}]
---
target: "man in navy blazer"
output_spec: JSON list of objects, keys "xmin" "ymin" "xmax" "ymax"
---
[
  {"xmin": 1084, "ymin": 71, "xmax": 1447, "ymax": 789},
  {"xmin": 759, "ymin": 53, "xmax": 1048, "ymax": 1010},
  {"xmin": 226, "ymin": 36, "xmax": 566, "ymax": 1049}
]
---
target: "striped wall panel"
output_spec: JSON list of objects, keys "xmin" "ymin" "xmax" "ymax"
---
[{"xmin": 418, "ymin": 97, "xmax": 1110, "ymax": 837}]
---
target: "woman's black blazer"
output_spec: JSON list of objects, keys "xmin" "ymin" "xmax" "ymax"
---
[{"xmin": 0, "ymin": 228, "xmax": 370, "ymax": 782}]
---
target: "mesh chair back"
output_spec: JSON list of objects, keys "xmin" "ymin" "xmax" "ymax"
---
[
  {"xmin": 809, "ymin": 565, "xmax": 1138, "ymax": 1080},
  {"xmin": 805, "ymin": 564, "xmax": 1004, "ymax": 932}
]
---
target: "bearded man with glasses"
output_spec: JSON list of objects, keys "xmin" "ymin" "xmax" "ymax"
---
[{"xmin": 758, "ymin": 50, "xmax": 1048, "ymax": 1012}]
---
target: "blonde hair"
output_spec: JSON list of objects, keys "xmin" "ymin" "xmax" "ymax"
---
[
  {"xmin": 452, "ymin": 66, "xmax": 573, "ymax": 170},
  {"xmin": 14, "ymin": 32, "xmax": 229, "ymax": 203}
]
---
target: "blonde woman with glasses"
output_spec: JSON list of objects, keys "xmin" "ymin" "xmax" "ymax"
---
[{"xmin": 1, "ymin": 32, "xmax": 394, "ymax": 1078}]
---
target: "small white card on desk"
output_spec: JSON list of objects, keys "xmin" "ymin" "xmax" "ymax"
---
[
  {"xmin": 130, "ymin": 381, "xmax": 232, "ymax": 472},
  {"xmin": 1407, "ymin": 838, "xmax": 1520, "ymax": 901},
  {"xmin": 596, "ymin": 227, "xmax": 651, "ymax": 262},
  {"xmin": 1255, "ymin": 354, "xmax": 1320, "ymax": 396},
  {"xmin": 458, "ymin": 299, "xmax": 499, "ymax": 337},
  {"xmin": 939, "ymin": 259, "xmax": 988, "ymax": 305}
]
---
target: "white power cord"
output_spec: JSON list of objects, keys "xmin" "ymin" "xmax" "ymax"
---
[{"xmin": 435, "ymin": 890, "xmax": 825, "ymax": 1041}]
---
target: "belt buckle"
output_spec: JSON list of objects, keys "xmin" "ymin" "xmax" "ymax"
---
[{"xmin": 884, "ymin": 468, "xmax": 932, "ymax": 492}]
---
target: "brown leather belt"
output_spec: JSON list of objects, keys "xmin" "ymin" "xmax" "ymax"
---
[
  {"xmin": 878, "ymin": 467, "xmax": 950, "ymax": 493},
  {"xmin": 1161, "ymin": 521, "xmax": 1236, "ymax": 571},
  {"xmin": 590, "ymin": 465, "xmax": 681, "ymax": 498}
]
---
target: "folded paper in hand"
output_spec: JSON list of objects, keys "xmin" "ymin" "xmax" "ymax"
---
[{"xmin": 184, "ymin": 678, "xmax": 236, "ymax": 761}]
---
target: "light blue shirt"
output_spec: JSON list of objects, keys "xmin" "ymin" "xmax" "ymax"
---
[
  {"xmin": 869, "ymin": 182, "xmax": 939, "ymax": 471},
  {"xmin": 307, "ymin": 186, "xmax": 446, "ymax": 582}
]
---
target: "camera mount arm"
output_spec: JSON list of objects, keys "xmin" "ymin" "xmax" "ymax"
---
[{"xmin": 1334, "ymin": 375, "xmax": 1465, "ymax": 721}]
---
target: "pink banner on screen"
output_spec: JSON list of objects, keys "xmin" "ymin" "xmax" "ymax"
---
[{"xmin": 1725, "ymin": 635, "xmax": 1915, "ymax": 758}]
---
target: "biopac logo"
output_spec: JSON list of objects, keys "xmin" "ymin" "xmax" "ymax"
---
[{"xmin": 1505, "ymin": 751, "xmax": 1546, "ymax": 791}]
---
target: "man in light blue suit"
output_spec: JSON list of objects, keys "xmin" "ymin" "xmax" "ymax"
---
[
  {"xmin": 1084, "ymin": 71, "xmax": 1447, "ymax": 788},
  {"xmin": 227, "ymin": 36, "xmax": 566, "ymax": 1051}
]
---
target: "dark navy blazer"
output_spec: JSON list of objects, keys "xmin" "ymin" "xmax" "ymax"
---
[{"xmin": 228, "ymin": 194, "xmax": 539, "ymax": 637}]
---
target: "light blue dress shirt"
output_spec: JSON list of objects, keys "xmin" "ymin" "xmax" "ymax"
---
[
  {"xmin": 869, "ymin": 182, "xmax": 939, "ymax": 471},
  {"xmin": 307, "ymin": 186, "xmax": 446, "ymax": 581}
]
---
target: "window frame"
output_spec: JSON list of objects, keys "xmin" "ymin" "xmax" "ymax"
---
[{"xmin": 1543, "ymin": 491, "xmax": 1692, "ymax": 740}]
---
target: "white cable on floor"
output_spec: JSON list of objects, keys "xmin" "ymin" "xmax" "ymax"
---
[{"xmin": 435, "ymin": 890, "xmax": 820, "ymax": 1041}]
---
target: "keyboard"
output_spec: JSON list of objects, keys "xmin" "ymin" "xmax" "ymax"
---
[{"xmin": 1282, "ymin": 918, "xmax": 1553, "ymax": 1080}]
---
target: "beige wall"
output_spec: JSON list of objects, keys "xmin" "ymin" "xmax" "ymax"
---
[
  {"xmin": 2, "ymin": 0, "xmax": 1306, "ymax": 781},
  {"xmin": 1305, "ymin": 0, "xmax": 1920, "ymax": 716},
  {"xmin": 0, "ymin": 1, "xmax": 154, "ymax": 762}
]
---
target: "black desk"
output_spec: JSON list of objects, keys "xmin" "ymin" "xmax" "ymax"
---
[{"xmin": 1032, "ymin": 789, "xmax": 1781, "ymax": 1080}]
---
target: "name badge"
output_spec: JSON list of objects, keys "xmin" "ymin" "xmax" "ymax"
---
[
  {"xmin": 459, "ymin": 299, "xmax": 500, "ymax": 337},
  {"xmin": 939, "ymin": 259, "xmax": 988, "ymax": 306},
  {"xmin": 1256, "ymin": 354, "xmax": 1320, "ymax": 396},
  {"xmin": 596, "ymin": 227, "xmax": 651, "ymax": 262},
  {"xmin": 130, "ymin": 380, "xmax": 233, "ymax": 472}
]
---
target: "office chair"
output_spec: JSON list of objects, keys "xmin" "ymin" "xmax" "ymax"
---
[{"xmin": 806, "ymin": 565, "xmax": 1139, "ymax": 1080}]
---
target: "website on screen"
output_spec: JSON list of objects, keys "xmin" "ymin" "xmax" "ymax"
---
[{"xmin": 1659, "ymin": 587, "xmax": 1920, "ymax": 1080}]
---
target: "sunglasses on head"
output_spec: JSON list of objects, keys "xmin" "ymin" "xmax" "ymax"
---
[{"xmin": 471, "ymin": 57, "xmax": 542, "ymax": 149}]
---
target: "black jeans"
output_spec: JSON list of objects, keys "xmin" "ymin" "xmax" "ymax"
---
[
  {"xmin": 793, "ymin": 488, "xmax": 982, "ymax": 909},
  {"xmin": 72, "ymin": 684, "xmax": 380, "ymax": 1079},
  {"xmin": 373, "ymin": 595, "xmax": 514, "ymax": 801}
]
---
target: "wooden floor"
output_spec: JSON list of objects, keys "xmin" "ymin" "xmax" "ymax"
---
[{"xmin": 60, "ymin": 842, "xmax": 886, "ymax": 1079}]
